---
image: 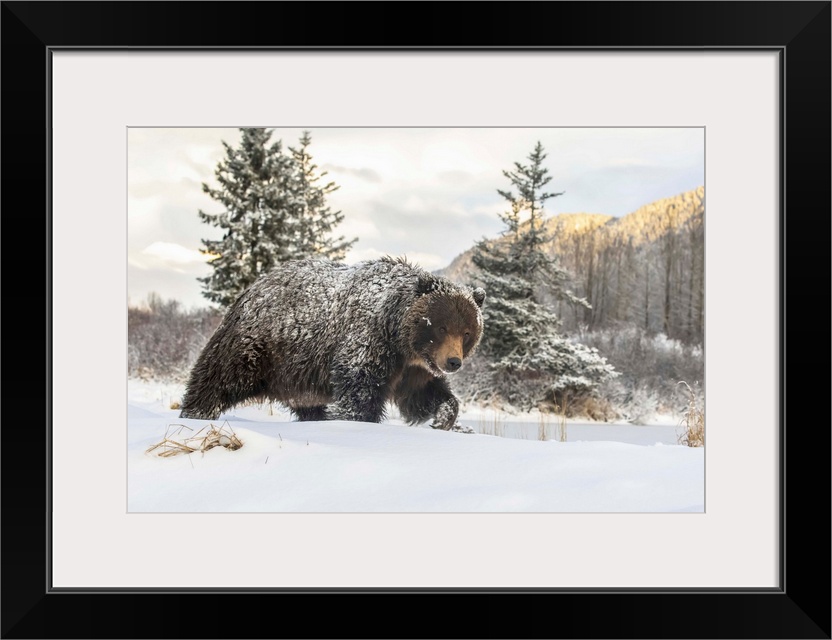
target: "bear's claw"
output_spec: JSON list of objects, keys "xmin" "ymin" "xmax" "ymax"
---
[{"xmin": 449, "ymin": 423, "xmax": 475, "ymax": 434}]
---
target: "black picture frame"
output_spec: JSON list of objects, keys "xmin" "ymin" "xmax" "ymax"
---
[{"xmin": 2, "ymin": 2, "xmax": 829, "ymax": 638}]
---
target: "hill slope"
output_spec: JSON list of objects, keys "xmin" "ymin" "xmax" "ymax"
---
[{"xmin": 437, "ymin": 187, "xmax": 704, "ymax": 284}]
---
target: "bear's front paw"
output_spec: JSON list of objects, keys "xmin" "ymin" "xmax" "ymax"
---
[
  {"xmin": 429, "ymin": 398, "xmax": 460, "ymax": 431},
  {"xmin": 430, "ymin": 422, "xmax": 475, "ymax": 434},
  {"xmin": 450, "ymin": 423, "xmax": 475, "ymax": 434}
]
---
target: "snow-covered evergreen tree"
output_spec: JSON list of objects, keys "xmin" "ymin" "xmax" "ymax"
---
[
  {"xmin": 471, "ymin": 142, "xmax": 617, "ymax": 410},
  {"xmin": 285, "ymin": 131, "xmax": 355, "ymax": 261},
  {"xmin": 198, "ymin": 129, "xmax": 356, "ymax": 307}
]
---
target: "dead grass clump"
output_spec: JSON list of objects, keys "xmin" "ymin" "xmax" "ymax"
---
[
  {"xmin": 676, "ymin": 381, "xmax": 704, "ymax": 447},
  {"xmin": 146, "ymin": 422, "xmax": 243, "ymax": 458},
  {"xmin": 581, "ymin": 395, "xmax": 618, "ymax": 422}
]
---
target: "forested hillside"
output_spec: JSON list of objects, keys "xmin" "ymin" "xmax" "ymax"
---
[{"xmin": 439, "ymin": 186, "xmax": 705, "ymax": 344}]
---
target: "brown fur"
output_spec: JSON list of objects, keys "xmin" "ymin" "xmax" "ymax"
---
[{"xmin": 179, "ymin": 257, "xmax": 485, "ymax": 429}]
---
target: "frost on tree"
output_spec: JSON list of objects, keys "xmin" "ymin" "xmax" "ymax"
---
[
  {"xmin": 469, "ymin": 141, "xmax": 617, "ymax": 410},
  {"xmin": 197, "ymin": 128, "xmax": 357, "ymax": 308},
  {"xmin": 286, "ymin": 132, "xmax": 355, "ymax": 262}
]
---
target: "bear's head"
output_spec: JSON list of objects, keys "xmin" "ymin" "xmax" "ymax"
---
[{"xmin": 406, "ymin": 274, "xmax": 486, "ymax": 377}]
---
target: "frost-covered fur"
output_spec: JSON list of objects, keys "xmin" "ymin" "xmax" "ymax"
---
[{"xmin": 180, "ymin": 257, "xmax": 485, "ymax": 430}]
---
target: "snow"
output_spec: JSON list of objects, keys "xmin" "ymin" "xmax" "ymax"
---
[{"xmin": 128, "ymin": 379, "xmax": 704, "ymax": 513}]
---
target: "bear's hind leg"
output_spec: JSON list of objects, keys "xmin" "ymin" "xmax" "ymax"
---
[
  {"xmin": 180, "ymin": 373, "xmax": 267, "ymax": 420},
  {"xmin": 179, "ymin": 336, "xmax": 269, "ymax": 420},
  {"xmin": 291, "ymin": 406, "xmax": 327, "ymax": 422},
  {"xmin": 324, "ymin": 395, "xmax": 387, "ymax": 423},
  {"xmin": 325, "ymin": 366, "xmax": 388, "ymax": 423}
]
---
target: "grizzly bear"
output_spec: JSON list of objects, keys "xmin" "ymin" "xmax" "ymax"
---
[{"xmin": 179, "ymin": 256, "xmax": 485, "ymax": 430}]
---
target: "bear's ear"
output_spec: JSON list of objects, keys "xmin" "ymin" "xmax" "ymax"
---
[
  {"xmin": 472, "ymin": 287, "xmax": 486, "ymax": 308},
  {"xmin": 416, "ymin": 273, "xmax": 438, "ymax": 296}
]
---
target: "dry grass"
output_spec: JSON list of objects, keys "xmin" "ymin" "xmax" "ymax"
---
[
  {"xmin": 537, "ymin": 403, "xmax": 568, "ymax": 442},
  {"xmin": 676, "ymin": 381, "xmax": 705, "ymax": 447},
  {"xmin": 540, "ymin": 395, "xmax": 569, "ymax": 442},
  {"xmin": 537, "ymin": 412, "xmax": 549, "ymax": 441},
  {"xmin": 477, "ymin": 411, "xmax": 505, "ymax": 438},
  {"xmin": 146, "ymin": 422, "xmax": 243, "ymax": 457},
  {"xmin": 581, "ymin": 395, "xmax": 617, "ymax": 422},
  {"xmin": 555, "ymin": 406, "xmax": 567, "ymax": 443}
]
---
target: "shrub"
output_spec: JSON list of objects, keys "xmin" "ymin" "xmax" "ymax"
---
[
  {"xmin": 580, "ymin": 326, "xmax": 703, "ymax": 421},
  {"xmin": 676, "ymin": 381, "xmax": 705, "ymax": 447},
  {"xmin": 128, "ymin": 294, "xmax": 221, "ymax": 381}
]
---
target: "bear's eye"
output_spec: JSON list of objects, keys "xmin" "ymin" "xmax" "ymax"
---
[
  {"xmin": 440, "ymin": 327, "xmax": 447, "ymax": 334},
  {"xmin": 464, "ymin": 331, "xmax": 470, "ymax": 339}
]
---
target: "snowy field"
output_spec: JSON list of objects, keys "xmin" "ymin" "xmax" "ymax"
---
[{"xmin": 128, "ymin": 379, "xmax": 704, "ymax": 513}]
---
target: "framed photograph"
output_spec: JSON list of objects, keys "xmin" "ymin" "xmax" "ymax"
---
[
  {"xmin": 3, "ymin": 2, "xmax": 829, "ymax": 638},
  {"xmin": 126, "ymin": 125, "xmax": 706, "ymax": 515}
]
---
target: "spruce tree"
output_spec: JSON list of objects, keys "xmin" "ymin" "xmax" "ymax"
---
[
  {"xmin": 198, "ymin": 129, "xmax": 356, "ymax": 307},
  {"xmin": 286, "ymin": 131, "xmax": 355, "ymax": 261},
  {"xmin": 472, "ymin": 142, "xmax": 617, "ymax": 410}
]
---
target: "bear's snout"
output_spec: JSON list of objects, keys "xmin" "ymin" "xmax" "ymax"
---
[{"xmin": 434, "ymin": 333, "xmax": 465, "ymax": 374}]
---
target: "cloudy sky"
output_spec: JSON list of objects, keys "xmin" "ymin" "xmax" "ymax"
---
[{"xmin": 128, "ymin": 127, "xmax": 704, "ymax": 309}]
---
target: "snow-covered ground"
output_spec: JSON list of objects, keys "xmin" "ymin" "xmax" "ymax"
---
[{"xmin": 127, "ymin": 379, "xmax": 704, "ymax": 513}]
